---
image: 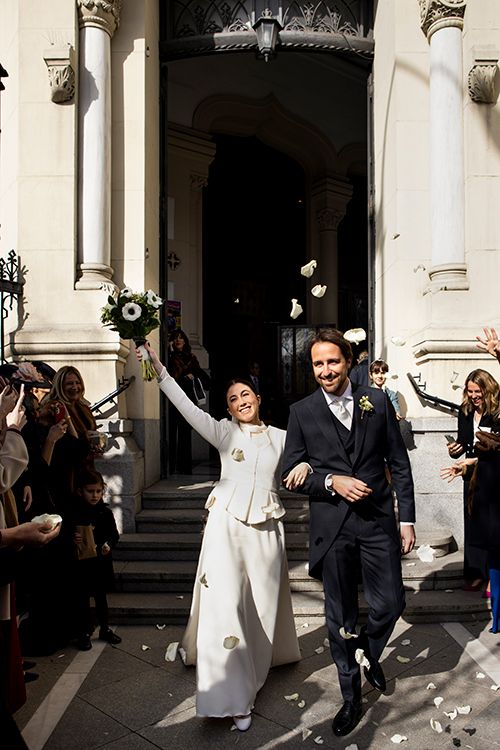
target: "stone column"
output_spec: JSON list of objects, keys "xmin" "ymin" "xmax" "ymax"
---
[
  {"xmin": 311, "ymin": 177, "xmax": 352, "ymax": 325},
  {"xmin": 419, "ymin": 0, "xmax": 468, "ymax": 291},
  {"xmin": 76, "ymin": 0, "xmax": 122, "ymax": 289}
]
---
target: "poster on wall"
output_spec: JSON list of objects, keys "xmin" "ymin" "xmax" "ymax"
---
[{"xmin": 167, "ymin": 300, "xmax": 181, "ymax": 334}]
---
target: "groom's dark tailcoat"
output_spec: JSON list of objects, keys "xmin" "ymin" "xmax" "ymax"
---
[{"xmin": 282, "ymin": 382, "xmax": 415, "ymax": 701}]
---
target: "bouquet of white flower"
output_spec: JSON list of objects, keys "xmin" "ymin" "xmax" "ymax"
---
[{"xmin": 101, "ymin": 287, "xmax": 163, "ymax": 380}]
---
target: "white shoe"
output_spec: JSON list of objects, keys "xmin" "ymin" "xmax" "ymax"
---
[{"xmin": 233, "ymin": 714, "xmax": 252, "ymax": 731}]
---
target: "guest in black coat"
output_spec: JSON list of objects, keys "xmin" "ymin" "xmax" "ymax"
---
[
  {"xmin": 66, "ymin": 469, "xmax": 121, "ymax": 651},
  {"xmin": 447, "ymin": 369, "xmax": 499, "ymax": 590}
]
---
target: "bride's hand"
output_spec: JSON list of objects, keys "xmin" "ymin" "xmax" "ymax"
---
[
  {"xmin": 283, "ymin": 462, "xmax": 311, "ymax": 490},
  {"xmin": 135, "ymin": 342, "xmax": 164, "ymax": 377}
]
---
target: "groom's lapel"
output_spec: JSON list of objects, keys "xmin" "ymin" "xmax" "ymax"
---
[
  {"xmin": 307, "ymin": 387, "xmax": 351, "ymax": 465},
  {"xmin": 352, "ymin": 385, "xmax": 370, "ymax": 468}
]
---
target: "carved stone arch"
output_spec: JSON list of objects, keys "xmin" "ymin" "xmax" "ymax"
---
[{"xmin": 192, "ymin": 93, "xmax": 340, "ymax": 181}]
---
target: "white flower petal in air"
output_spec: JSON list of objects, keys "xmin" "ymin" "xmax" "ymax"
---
[
  {"xmin": 156, "ymin": 624, "xmax": 166, "ymax": 630},
  {"xmin": 301, "ymin": 260, "xmax": 317, "ymax": 278},
  {"xmin": 456, "ymin": 706, "xmax": 471, "ymax": 715},
  {"xmin": 323, "ymin": 638, "xmax": 330, "ymax": 647},
  {"xmin": 433, "ymin": 697, "xmax": 444, "ymax": 707},
  {"xmin": 302, "ymin": 728, "xmax": 312, "ymax": 741},
  {"xmin": 444, "ymin": 709, "xmax": 457, "ymax": 720},
  {"xmin": 401, "ymin": 639, "xmax": 411, "ymax": 646},
  {"xmin": 491, "ymin": 684, "xmax": 500, "ymax": 691},
  {"xmin": 345, "ymin": 745, "xmax": 359, "ymax": 750},
  {"xmin": 426, "ymin": 682, "xmax": 437, "ymax": 690},
  {"xmin": 122, "ymin": 302, "xmax": 142, "ymax": 321},
  {"xmin": 391, "ymin": 735, "xmax": 408, "ymax": 744},
  {"xmin": 284, "ymin": 693, "xmax": 299, "ymax": 701},
  {"xmin": 298, "ymin": 699, "xmax": 306, "ymax": 709},
  {"xmin": 165, "ymin": 642, "xmax": 179, "ymax": 662},
  {"xmin": 391, "ymin": 336, "xmax": 406, "ymax": 347},
  {"xmin": 430, "ymin": 718, "xmax": 443, "ymax": 733},
  {"xmin": 141, "ymin": 644, "xmax": 150, "ymax": 651},
  {"xmin": 476, "ymin": 672, "xmax": 485, "ymax": 679},
  {"xmin": 416, "ymin": 544, "xmax": 436, "ymax": 563},
  {"xmin": 344, "ymin": 327, "xmax": 367, "ymax": 344},
  {"xmin": 290, "ymin": 299, "xmax": 303, "ymax": 319},
  {"xmin": 339, "ymin": 627, "xmax": 358, "ymax": 640},
  {"xmin": 311, "ymin": 284, "xmax": 327, "ymax": 298},
  {"xmin": 223, "ymin": 635, "xmax": 239, "ymax": 650},
  {"xmin": 313, "ymin": 737, "xmax": 324, "ymax": 745},
  {"xmin": 314, "ymin": 646, "xmax": 325, "ymax": 654},
  {"xmin": 355, "ymin": 648, "xmax": 370, "ymax": 669},
  {"xmin": 397, "ymin": 655, "xmax": 411, "ymax": 664}
]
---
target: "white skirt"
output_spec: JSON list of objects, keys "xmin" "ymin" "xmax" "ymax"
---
[{"xmin": 180, "ymin": 498, "xmax": 300, "ymax": 717}]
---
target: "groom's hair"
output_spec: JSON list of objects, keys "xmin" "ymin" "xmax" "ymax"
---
[{"xmin": 308, "ymin": 328, "xmax": 353, "ymax": 363}]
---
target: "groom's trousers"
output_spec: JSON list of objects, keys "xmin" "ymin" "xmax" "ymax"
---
[{"xmin": 322, "ymin": 507, "xmax": 405, "ymax": 702}]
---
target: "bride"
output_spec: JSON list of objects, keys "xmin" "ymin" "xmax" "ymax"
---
[{"xmin": 139, "ymin": 344, "xmax": 308, "ymax": 731}]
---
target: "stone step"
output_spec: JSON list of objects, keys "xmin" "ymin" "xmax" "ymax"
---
[
  {"xmin": 107, "ymin": 586, "xmax": 491, "ymax": 626},
  {"xmin": 113, "ymin": 550, "xmax": 465, "ymax": 594},
  {"xmin": 141, "ymin": 487, "xmax": 309, "ymax": 511},
  {"xmin": 135, "ymin": 507, "xmax": 313, "ymax": 534}
]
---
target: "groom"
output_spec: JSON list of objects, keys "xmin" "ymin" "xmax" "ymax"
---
[{"xmin": 282, "ymin": 328, "xmax": 415, "ymax": 737}]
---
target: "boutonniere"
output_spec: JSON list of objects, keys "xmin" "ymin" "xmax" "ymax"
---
[
  {"xmin": 359, "ymin": 395, "xmax": 375, "ymax": 419},
  {"xmin": 231, "ymin": 448, "xmax": 245, "ymax": 462}
]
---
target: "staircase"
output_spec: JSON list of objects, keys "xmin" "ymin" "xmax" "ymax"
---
[{"xmin": 108, "ymin": 477, "xmax": 491, "ymax": 625}]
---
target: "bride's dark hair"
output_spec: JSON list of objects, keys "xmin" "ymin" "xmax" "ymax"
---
[{"xmin": 224, "ymin": 378, "xmax": 259, "ymax": 399}]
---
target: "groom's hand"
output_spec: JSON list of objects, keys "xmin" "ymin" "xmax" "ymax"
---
[
  {"xmin": 332, "ymin": 475, "xmax": 372, "ymax": 502},
  {"xmin": 400, "ymin": 525, "xmax": 415, "ymax": 555}
]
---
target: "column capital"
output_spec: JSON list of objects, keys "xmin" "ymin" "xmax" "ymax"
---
[
  {"xmin": 77, "ymin": 0, "xmax": 123, "ymax": 37},
  {"xmin": 418, "ymin": 0, "xmax": 466, "ymax": 41}
]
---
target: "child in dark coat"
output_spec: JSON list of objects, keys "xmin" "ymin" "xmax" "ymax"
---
[{"xmin": 70, "ymin": 469, "xmax": 121, "ymax": 650}]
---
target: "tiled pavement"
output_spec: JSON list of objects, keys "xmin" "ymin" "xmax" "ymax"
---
[{"xmin": 15, "ymin": 617, "xmax": 500, "ymax": 750}]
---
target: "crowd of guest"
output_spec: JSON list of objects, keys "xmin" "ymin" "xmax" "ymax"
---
[{"xmin": 0, "ymin": 361, "xmax": 119, "ymax": 748}]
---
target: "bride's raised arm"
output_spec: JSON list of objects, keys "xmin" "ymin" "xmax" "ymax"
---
[{"xmin": 137, "ymin": 343, "xmax": 228, "ymax": 449}]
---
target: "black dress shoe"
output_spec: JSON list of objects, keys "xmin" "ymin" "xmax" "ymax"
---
[
  {"xmin": 363, "ymin": 659, "xmax": 386, "ymax": 692},
  {"xmin": 332, "ymin": 700, "xmax": 362, "ymax": 737}
]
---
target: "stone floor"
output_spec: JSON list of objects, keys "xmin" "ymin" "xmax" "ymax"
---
[{"xmin": 15, "ymin": 615, "xmax": 500, "ymax": 750}]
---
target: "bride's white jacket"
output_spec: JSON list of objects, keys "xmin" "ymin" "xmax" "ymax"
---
[{"xmin": 158, "ymin": 368, "xmax": 286, "ymax": 525}]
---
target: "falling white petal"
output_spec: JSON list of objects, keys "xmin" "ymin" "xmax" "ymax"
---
[
  {"xmin": 344, "ymin": 327, "xmax": 367, "ymax": 344},
  {"xmin": 313, "ymin": 737, "xmax": 324, "ymax": 745},
  {"xmin": 311, "ymin": 284, "xmax": 327, "ymax": 298},
  {"xmin": 302, "ymin": 622, "xmax": 309, "ymax": 628},
  {"xmin": 141, "ymin": 644, "xmax": 150, "ymax": 651},
  {"xmin": 314, "ymin": 646, "xmax": 325, "ymax": 654},
  {"xmin": 491, "ymin": 684, "xmax": 500, "ymax": 691},
  {"xmin": 434, "ymin": 697, "xmax": 444, "ymax": 707},
  {"xmin": 444, "ymin": 709, "xmax": 457, "ymax": 720},
  {"xmin": 456, "ymin": 706, "xmax": 471, "ymax": 715},
  {"xmin": 476, "ymin": 672, "xmax": 485, "ymax": 679},
  {"xmin": 391, "ymin": 735, "xmax": 408, "ymax": 744},
  {"xmin": 391, "ymin": 336, "xmax": 406, "ymax": 347},
  {"xmin": 156, "ymin": 624, "xmax": 166, "ymax": 630},
  {"xmin": 426, "ymin": 682, "xmax": 437, "ymax": 690},
  {"xmin": 323, "ymin": 638, "xmax": 330, "ymax": 647},
  {"xmin": 339, "ymin": 627, "xmax": 358, "ymax": 640},
  {"xmin": 298, "ymin": 700, "xmax": 306, "ymax": 708},
  {"xmin": 430, "ymin": 718, "xmax": 443, "ymax": 733},
  {"xmin": 301, "ymin": 260, "xmax": 317, "ymax": 277},
  {"xmin": 302, "ymin": 728, "xmax": 313, "ymax": 741},
  {"xmin": 345, "ymin": 745, "xmax": 359, "ymax": 750},
  {"xmin": 355, "ymin": 648, "xmax": 370, "ymax": 669},
  {"xmin": 165, "ymin": 642, "xmax": 179, "ymax": 662},
  {"xmin": 230, "ymin": 724, "xmax": 237, "ymax": 731},
  {"xmin": 223, "ymin": 635, "xmax": 239, "ymax": 650},
  {"xmin": 416, "ymin": 544, "xmax": 436, "ymax": 563},
  {"xmin": 290, "ymin": 299, "xmax": 303, "ymax": 319},
  {"xmin": 397, "ymin": 655, "xmax": 411, "ymax": 663},
  {"xmin": 401, "ymin": 639, "xmax": 411, "ymax": 646},
  {"xmin": 284, "ymin": 693, "xmax": 300, "ymax": 701},
  {"xmin": 405, "ymin": 562, "xmax": 416, "ymax": 567}
]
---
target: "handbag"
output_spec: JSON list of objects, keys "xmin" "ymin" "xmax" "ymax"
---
[
  {"xmin": 192, "ymin": 377, "xmax": 206, "ymax": 406},
  {"xmin": 76, "ymin": 525, "xmax": 97, "ymax": 560}
]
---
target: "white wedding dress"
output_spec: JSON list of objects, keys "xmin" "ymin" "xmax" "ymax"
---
[{"xmin": 157, "ymin": 370, "xmax": 301, "ymax": 717}]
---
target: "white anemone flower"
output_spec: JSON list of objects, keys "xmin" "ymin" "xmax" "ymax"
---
[
  {"xmin": 311, "ymin": 284, "xmax": 327, "ymax": 298},
  {"xmin": 290, "ymin": 299, "xmax": 303, "ymax": 319},
  {"xmin": 122, "ymin": 302, "xmax": 142, "ymax": 321},
  {"xmin": 120, "ymin": 287, "xmax": 134, "ymax": 298},
  {"xmin": 300, "ymin": 259, "xmax": 317, "ymax": 277},
  {"xmin": 344, "ymin": 328, "xmax": 366, "ymax": 344},
  {"xmin": 146, "ymin": 289, "xmax": 163, "ymax": 309}
]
